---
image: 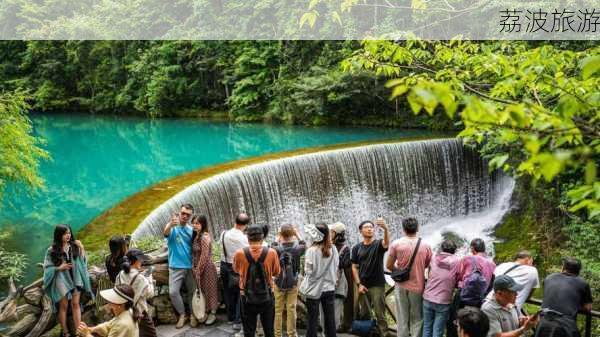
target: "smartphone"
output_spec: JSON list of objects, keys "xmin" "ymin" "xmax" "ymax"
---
[{"xmin": 144, "ymin": 266, "xmax": 155, "ymax": 276}]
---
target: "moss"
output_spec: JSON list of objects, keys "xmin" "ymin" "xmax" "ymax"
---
[
  {"xmin": 493, "ymin": 210, "xmax": 539, "ymax": 264},
  {"xmin": 79, "ymin": 135, "xmax": 450, "ymax": 252}
]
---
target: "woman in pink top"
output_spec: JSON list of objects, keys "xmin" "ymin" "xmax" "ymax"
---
[{"xmin": 422, "ymin": 239, "xmax": 460, "ymax": 337}]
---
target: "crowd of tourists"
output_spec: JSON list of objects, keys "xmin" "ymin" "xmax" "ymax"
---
[{"xmin": 41, "ymin": 203, "xmax": 594, "ymax": 337}]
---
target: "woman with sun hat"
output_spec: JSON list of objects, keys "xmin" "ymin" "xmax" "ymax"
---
[{"xmin": 77, "ymin": 284, "xmax": 138, "ymax": 337}]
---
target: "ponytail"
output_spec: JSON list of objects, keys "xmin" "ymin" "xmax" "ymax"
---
[{"xmin": 315, "ymin": 223, "xmax": 332, "ymax": 258}]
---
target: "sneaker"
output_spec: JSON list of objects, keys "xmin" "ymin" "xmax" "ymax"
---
[
  {"xmin": 190, "ymin": 315, "xmax": 198, "ymax": 328},
  {"xmin": 205, "ymin": 313, "xmax": 217, "ymax": 325},
  {"xmin": 232, "ymin": 323, "xmax": 242, "ymax": 331},
  {"xmin": 175, "ymin": 315, "xmax": 188, "ymax": 329}
]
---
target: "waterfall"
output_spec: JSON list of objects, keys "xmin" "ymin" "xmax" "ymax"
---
[{"xmin": 132, "ymin": 139, "xmax": 514, "ymax": 248}]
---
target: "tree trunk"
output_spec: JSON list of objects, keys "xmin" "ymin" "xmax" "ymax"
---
[
  {"xmin": 7, "ymin": 313, "xmax": 37, "ymax": 337},
  {"xmin": 25, "ymin": 295, "xmax": 54, "ymax": 337}
]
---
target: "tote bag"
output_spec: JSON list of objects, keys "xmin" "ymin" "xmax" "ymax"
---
[{"xmin": 192, "ymin": 289, "xmax": 207, "ymax": 322}]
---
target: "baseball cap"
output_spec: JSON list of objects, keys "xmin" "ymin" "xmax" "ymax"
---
[
  {"xmin": 126, "ymin": 248, "xmax": 150, "ymax": 262},
  {"xmin": 328, "ymin": 222, "xmax": 346, "ymax": 234},
  {"xmin": 493, "ymin": 275, "xmax": 524, "ymax": 292}
]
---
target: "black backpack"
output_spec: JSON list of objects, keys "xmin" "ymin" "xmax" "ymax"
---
[
  {"xmin": 243, "ymin": 246, "xmax": 272, "ymax": 304},
  {"xmin": 275, "ymin": 243, "xmax": 299, "ymax": 290},
  {"xmin": 459, "ymin": 256, "xmax": 488, "ymax": 307}
]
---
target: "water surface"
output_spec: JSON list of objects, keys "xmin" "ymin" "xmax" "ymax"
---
[{"xmin": 1, "ymin": 113, "xmax": 436, "ymax": 282}]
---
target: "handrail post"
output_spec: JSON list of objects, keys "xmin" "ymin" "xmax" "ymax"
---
[{"xmin": 585, "ymin": 312, "xmax": 592, "ymax": 337}]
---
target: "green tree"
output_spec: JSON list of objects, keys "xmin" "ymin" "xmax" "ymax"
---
[
  {"xmin": 0, "ymin": 90, "xmax": 49, "ymax": 201},
  {"xmin": 344, "ymin": 40, "xmax": 600, "ymax": 219}
]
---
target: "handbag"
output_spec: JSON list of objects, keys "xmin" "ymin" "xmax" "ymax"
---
[
  {"xmin": 350, "ymin": 319, "xmax": 376, "ymax": 337},
  {"xmin": 299, "ymin": 249, "xmax": 335, "ymax": 300},
  {"xmin": 221, "ymin": 231, "xmax": 240, "ymax": 289},
  {"xmin": 192, "ymin": 289, "xmax": 207, "ymax": 322},
  {"xmin": 390, "ymin": 238, "xmax": 421, "ymax": 283}
]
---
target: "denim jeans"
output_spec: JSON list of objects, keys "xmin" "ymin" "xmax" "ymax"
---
[
  {"xmin": 422, "ymin": 299, "xmax": 451, "ymax": 337},
  {"xmin": 306, "ymin": 291, "xmax": 336, "ymax": 337}
]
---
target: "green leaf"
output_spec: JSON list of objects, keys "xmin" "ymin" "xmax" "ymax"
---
[
  {"xmin": 385, "ymin": 78, "xmax": 404, "ymax": 88},
  {"xmin": 585, "ymin": 161, "xmax": 597, "ymax": 185},
  {"xmin": 300, "ymin": 12, "xmax": 318, "ymax": 28},
  {"xmin": 589, "ymin": 208, "xmax": 600, "ymax": 219},
  {"xmin": 581, "ymin": 55, "xmax": 600, "ymax": 80},
  {"xmin": 407, "ymin": 92, "xmax": 422, "ymax": 114},
  {"xmin": 391, "ymin": 85, "xmax": 408, "ymax": 98},
  {"xmin": 524, "ymin": 138, "xmax": 540, "ymax": 154},
  {"xmin": 539, "ymin": 153, "xmax": 564, "ymax": 181},
  {"xmin": 489, "ymin": 154, "xmax": 509, "ymax": 171},
  {"xmin": 331, "ymin": 11, "xmax": 342, "ymax": 26}
]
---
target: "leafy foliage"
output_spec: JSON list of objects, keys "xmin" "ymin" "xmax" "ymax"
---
[
  {"xmin": 0, "ymin": 89, "xmax": 49, "ymax": 201},
  {"xmin": 131, "ymin": 236, "xmax": 164, "ymax": 252},
  {"xmin": 0, "ymin": 230, "xmax": 28, "ymax": 281},
  {"xmin": 0, "ymin": 41, "xmax": 422, "ymax": 127},
  {"xmin": 344, "ymin": 40, "xmax": 600, "ymax": 219},
  {"xmin": 85, "ymin": 248, "xmax": 108, "ymax": 268},
  {"xmin": 345, "ymin": 40, "xmax": 600, "ymax": 314}
]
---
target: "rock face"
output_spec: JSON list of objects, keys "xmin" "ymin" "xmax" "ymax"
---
[{"xmin": 152, "ymin": 294, "xmax": 178, "ymax": 325}]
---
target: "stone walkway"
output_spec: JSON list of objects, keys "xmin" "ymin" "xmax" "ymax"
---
[
  {"xmin": 157, "ymin": 322, "xmax": 235, "ymax": 337},
  {"xmin": 156, "ymin": 314, "xmax": 358, "ymax": 337}
]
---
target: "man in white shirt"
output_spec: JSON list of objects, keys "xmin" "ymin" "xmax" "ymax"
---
[
  {"xmin": 485, "ymin": 250, "xmax": 539, "ymax": 312},
  {"xmin": 220, "ymin": 213, "xmax": 250, "ymax": 331}
]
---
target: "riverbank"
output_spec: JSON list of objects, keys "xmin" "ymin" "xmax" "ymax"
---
[{"xmin": 36, "ymin": 107, "xmax": 456, "ymax": 130}]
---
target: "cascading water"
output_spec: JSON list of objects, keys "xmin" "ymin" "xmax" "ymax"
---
[{"xmin": 132, "ymin": 139, "xmax": 514, "ymax": 248}]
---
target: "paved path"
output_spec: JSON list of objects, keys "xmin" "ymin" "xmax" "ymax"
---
[
  {"xmin": 157, "ymin": 323, "xmax": 235, "ymax": 337},
  {"xmin": 156, "ymin": 315, "xmax": 358, "ymax": 337}
]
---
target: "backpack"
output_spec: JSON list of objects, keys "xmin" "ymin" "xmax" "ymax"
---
[
  {"xmin": 460, "ymin": 256, "xmax": 488, "ymax": 306},
  {"xmin": 243, "ymin": 246, "xmax": 272, "ymax": 304},
  {"xmin": 275, "ymin": 243, "xmax": 299, "ymax": 291}
]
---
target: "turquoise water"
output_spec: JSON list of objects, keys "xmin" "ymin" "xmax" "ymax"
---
[{"xmin": 1, "ymin": 113, "xmax": 435, "ymax": 283}]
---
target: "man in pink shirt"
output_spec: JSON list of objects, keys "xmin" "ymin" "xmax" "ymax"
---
[
  {"xmin": 457, "ymin": 239, "xmax": 496, "ymax": 304},
  {"xmin": 387, "ymin": 218, "xmax": 432, "ymax": 337},
  {"xmin": 447, "ymin": 238, "xmax": 496, "ymax": 337},
  {"xmin": 422, "ymin": 239, "xmax": 460, "ymax": 337}
]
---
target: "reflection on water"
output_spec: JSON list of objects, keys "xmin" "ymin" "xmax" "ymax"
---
[{"xmin": 1, "ymin": 113, "xmax": 435, "ymax": 283}]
